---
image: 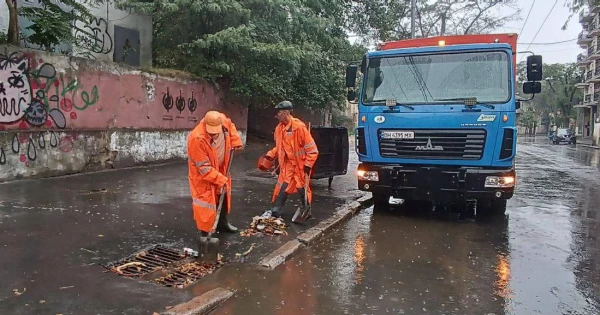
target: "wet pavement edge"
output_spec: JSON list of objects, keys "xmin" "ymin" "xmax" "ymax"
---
[{"xmin": 163, "ymin": 193, "xmax": 373, "ymax": 314}]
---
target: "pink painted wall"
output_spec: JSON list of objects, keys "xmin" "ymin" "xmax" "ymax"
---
[{"xmin": 0, "ymin": 48, "xmax": 248, "ymax": 132}]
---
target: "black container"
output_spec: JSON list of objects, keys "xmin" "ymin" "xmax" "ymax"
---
[{"xmin": 310, "ymin": 126, "xmax": 349, "ymax": 180}]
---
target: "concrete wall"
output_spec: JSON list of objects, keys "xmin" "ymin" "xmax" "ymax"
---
[
  {"xmin": 0, "ymin": 46, "xmax": 248, "ymax": 181},
  {"xmin": 0, "ymin": 0, "xmax": 152, "ymax": 67},
  {"xmin": 73, "ymin": 2, "xmax": 153, "ymax": 67}
]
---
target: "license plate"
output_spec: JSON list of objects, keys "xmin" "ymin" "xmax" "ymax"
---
[{"xmin": 380, "ymin": 131, "xmax": 415, "ymax": 139}]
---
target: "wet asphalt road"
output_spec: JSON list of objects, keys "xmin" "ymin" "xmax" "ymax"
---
[
  {"xmin": 207, "ymin": 138, "xmax": 600, "ymax": 315},
  {"xmin": 0, "ymin": 138, "xmax": 361, "ymax": 315}
]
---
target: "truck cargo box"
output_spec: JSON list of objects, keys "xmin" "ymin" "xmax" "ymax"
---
[{"xmin": 310, "ymin": 126, "xmax": 349, "ymax": 180}]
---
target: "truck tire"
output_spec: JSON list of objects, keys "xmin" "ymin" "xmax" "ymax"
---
[
  {"xmin": 372, "ymin": 192, "xmax": 390, "ymax": 210},
  {"xmin": 478, "ymin": 199, "xmax": 507, "ymax": 216}
]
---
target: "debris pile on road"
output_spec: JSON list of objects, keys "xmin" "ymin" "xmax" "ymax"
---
[
  {"xmin": 240, "ymin": 216, "xmax": 288, "ymax": 236},
  {"xmin": 153, "ymin": 261, "xmax": 222, "ymax": 288}
]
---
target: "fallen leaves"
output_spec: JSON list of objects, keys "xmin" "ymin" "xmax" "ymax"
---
[
  {"xmin": 110, "ymin": 261, "xmax": 146, "ymax": 275},
  {"xmin": 154, "ymin": 262, "xmax": 221, "ymax": 288},
  {"xmin": 81, "ymin": 188, "xmax": 110, "ymax": 195},
  {"xmin": 240, "ymin": 216, "xmax": 288, "ymax": 236},
  {"xmin": 236, "ymin": 243, "xmax": 256, "ymax": 257},
  {"xmin": 13, "ymin": 288, "xmax": 26, "ymax": 296}
]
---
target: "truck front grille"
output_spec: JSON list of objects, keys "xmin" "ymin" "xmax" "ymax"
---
[{"xmin": 378, "ymin": 129, "xmax": 486, "ymax": 160}]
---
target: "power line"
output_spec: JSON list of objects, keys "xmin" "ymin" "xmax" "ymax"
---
[
  {"xmin": 527, "ymin": 47, "xmax": 581, "ymax": 53},
  {"xmin": 519, "ymin": 0, "xmax": 536, "ymax": 37},
  {"xmin": 518, "ymin": 38, "xmax": 577, "ymax": 45},
  {"xmin": 520, "ymin": 0, "xmax": 559, "ymax": 61}
]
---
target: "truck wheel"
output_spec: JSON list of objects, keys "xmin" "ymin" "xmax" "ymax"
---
[
  {"xmin": 371, "ymin": 192, "xmax": 390, "ymax": 210},
  {"xmin": 479, "ymin": 199, "xmax": 507, "ymax": 216}
]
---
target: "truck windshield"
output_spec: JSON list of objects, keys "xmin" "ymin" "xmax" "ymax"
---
[{"xmin": 362, "ymin": 51, "xmax": 511, "ymax": 105}]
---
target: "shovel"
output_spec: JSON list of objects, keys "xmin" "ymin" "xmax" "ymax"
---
[
  {"xmin": 292, "ymin": 122, "xmax": 313, "ymax": 224},
  {"xmin": 198, "ymin": 149, "xmax": 235, "ymax": 264},
  {"xmin": 292, "ymin": 172, "xmax": 311, "ymax": 224}
]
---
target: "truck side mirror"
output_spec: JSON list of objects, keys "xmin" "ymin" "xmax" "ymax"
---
[
  {"xmin": 527, "ymin": 55, "xmax": 543, "ymax": 82},
  {"xmin": 360, "ymin": 55, "xmax": 366, "ymax": 73},
  {"xmin": 523, "ymin": 81, "xmax": 541, "ymax": 94},
  {"xmin": 347, "ymin": 90, "xmax": 357, "ymax": 102},
  {"xmin": 346, "ymin": 65, "xmax": 358, "ymax": 88}
]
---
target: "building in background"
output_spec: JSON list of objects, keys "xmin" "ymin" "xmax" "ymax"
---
[
  {"xmin": 0, "ymin": 0, "xmax": 152, "ymax": 67},
  {"xmin": 575, "ymin": 2, "xmax": 599, "ymax": 142}
]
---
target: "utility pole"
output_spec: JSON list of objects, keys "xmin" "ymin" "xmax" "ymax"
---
[{"xmin": 411, "ymin": 0, "xmax": 416, "ymax": 38}]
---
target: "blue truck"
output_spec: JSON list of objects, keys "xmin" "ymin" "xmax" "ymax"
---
[{"xmin": 345, "ymin": 34, "xmax": 542, "ymax": 216}]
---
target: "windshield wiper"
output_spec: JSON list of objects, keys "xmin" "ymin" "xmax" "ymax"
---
[
  {"xmin": 387, "ymin": 103, "xmax": 414, "ymax": 110},
  {"xmin": 434, "ymin": 97, "xmax": 495, "ymax": 109},
  {"xmin": 372, "ymin": 100, "xmax": 415, "ymax": 110}
]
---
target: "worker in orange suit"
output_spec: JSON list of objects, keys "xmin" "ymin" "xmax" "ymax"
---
[
  {"xmin": 187, "ymin": 110, "xmax": 243, "ymax": 237},
  {"xmin": 261, "ymin": 101, "xmax": 319, "ymax": 219}
]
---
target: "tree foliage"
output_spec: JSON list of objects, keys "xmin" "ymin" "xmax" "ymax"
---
[
  {"xmin": 347, "ymin": 0, "xmax": 521, "ymax": 46},
  {"xmin": 120, "ymin": 0, "xmax": 366, "ymax": 110},
  {"xmin": 7, "ymin": 0, "xmax": 104, "ymax": 53}
]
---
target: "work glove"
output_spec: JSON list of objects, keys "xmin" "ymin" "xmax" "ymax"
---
[{"xmin": 304, "ymin": 166, "xmax": 311, "ymax": 176}]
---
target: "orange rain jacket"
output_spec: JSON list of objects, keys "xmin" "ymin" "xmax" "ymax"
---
[
  {"xmin": 266, "ymin": 116, "xmax": 319, "ymax": 203},
  {"xmin": 187, "ymin": 114, "xmax": 243, "ymax": 232}
]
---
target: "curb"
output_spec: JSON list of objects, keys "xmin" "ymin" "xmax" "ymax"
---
[
  {"xmin": 581, "ymin": 144, "xmax": 600, "ymax": 150},
  {"xmin": 161, "ymin": 287, "xmax": 235, "ymax": 315},
  {"xmin": 159, "ymin": 194, "xmax": 372, "ymax": 314},
  {"xmin": 258, "ymin": 239, "xmax": 304, "ymax": 270},
  {"xmin": 261, "ymin": 193, "xmax": 373, "ymax": 269}
]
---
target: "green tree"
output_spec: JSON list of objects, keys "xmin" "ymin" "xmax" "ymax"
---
[
  {"xmin": 519, "ymin": 108, "xmax": 537, "ymax": 135},
  {"xmin": 347, "ymin": 0, "xmax": 521, "ymax": 46},
  {"xmin": 121, "ymin": 0, "xmax": 366, "ymax": 110},
  {"xmin": 6, "ymin": 0, "xmax": 104, "ymax": 53}
]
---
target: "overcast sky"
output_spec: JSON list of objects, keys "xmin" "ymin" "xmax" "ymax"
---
[
  {"xmin": 351, "ymin": 0, "xmax": 582, "ymax": 64},
  {"xmin": 500, "ymin": 0, "xmax": 581, "ymax": 64}
]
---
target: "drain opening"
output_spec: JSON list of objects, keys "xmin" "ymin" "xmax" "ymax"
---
[
  {"xmin": 105, "ymin": 245, "xmax": 186, "ymax": 278},
  {"xmin": 154, "ymin": 262, "xmax": 222, "ymax": 288}
]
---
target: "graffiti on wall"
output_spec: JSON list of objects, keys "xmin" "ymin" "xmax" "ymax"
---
[
  {"xmin": 162, "ymin": 88, "xmax": 198, "ymax": 115},
  {"xmin": 75, "ymin": 17, "xmax": 113, "ymax": 55},
  {"xmin": 0, "ymin": 52, "xmax": 99, "ymax": 129},
  {"xmin": 0, "ymin": 131, "xmax": 74, "ymax": 167},
  {"xmin": 0, "ymin": 57, "xmax": 30, "ymax": 123}
]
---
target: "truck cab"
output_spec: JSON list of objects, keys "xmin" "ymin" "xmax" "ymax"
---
[{"xmin": 345, "ymin": 34, "xmax": 542, "ymax": 216}]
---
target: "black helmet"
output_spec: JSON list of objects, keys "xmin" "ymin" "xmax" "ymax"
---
[{"xmin": 275, "ymin": 100, "xmax": 293, "ymax": 110}]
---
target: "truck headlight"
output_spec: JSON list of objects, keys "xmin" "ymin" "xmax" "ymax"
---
[
  {"xmin": 357, "ymin": 170, "xmax": 379, "ymax": 181},
  {"xmin": 485, "ymin": 176, "xmax": 515, "ymax": 188}
]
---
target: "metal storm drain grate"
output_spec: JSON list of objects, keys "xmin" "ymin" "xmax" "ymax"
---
[
  {"xmin": 154, "ymin": 262, "xmax": 223, "ymax": 288},
  {"xmin": 105, "ymin": 245, "xmax": 186, "ymax": 278}
]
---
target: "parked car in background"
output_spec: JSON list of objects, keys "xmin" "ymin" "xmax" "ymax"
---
[{"xmin": 552, "ymin": 128, "xmax": 576, "ymax": 145}]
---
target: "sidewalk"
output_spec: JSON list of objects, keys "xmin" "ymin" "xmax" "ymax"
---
[
  {"xmin": 0, "ymin": 138, "xmax": 364, "ymax": 315},
  {"xmin": 576, "ymin": 137, "xmax": 600, "ymax": 149}
]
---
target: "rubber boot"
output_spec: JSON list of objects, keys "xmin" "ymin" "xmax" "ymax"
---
[
  {"xmin": 261, "ymin": 184, "xmax": 288, "ymax": 218},
  {"xmin": 218, "ymin": 212, "xmax": 238, "ymax": 233}
]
